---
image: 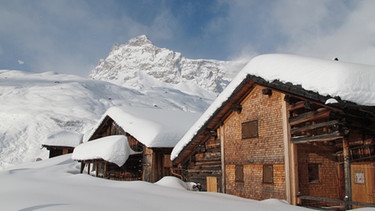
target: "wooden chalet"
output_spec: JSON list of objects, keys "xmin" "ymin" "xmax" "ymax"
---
[
  {"xmin": 77, "ymin": 106, "xmax": 200, "ymax": 183},
  {"xmin": 42, "ymin": 130, "xmax": 83, "ymax": 158},
  {"xmin": 171, "ymin": 54, "xmax": 375, "ymax": 209}
]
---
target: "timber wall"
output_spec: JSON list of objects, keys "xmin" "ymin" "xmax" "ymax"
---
[
  {"xmin": 223, "ymin": 85, "xmax": 286, "ymax": 200},
  {"xmin": 297, "ymin": 144, "xmax": 341, "ymax": 207},
  {"xmin": 184, "ymin": 136, "xmax": 222, "ymax": 192}
]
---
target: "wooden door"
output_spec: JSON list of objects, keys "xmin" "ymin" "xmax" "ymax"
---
[
  {"xmin": 207, "ymin": 176, "xmax": 218, "ymax": 192},
  {"xmin": 351, "ymin": 162, "xmax": 375, "ymax": 205}
]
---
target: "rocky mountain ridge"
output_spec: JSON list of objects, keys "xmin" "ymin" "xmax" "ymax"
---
[{"xmin": 90, "ymin": 35, "xmax": 245, "ymax": 97}]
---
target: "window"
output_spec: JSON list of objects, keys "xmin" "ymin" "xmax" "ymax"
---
[
  {"xmin": 235, "ymin": 165, "xmax": 244, "ymax": 182},
  {"xmin": 263, "ymin": 164, "xmax": 273, "ymax": 184},
  {"xmin": 242, "ymin": 120, "xmax": 258, "ymax": 139},
  {"xmin": 308, "ymin": 164, "xmax": 320, "ymax": 183}
]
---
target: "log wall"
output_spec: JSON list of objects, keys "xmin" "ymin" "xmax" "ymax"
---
[{"xmin": 183, "ymin": 135, "xmax": 222, "ymax": 191}]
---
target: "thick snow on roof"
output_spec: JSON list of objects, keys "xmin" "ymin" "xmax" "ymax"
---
[
  {"xmin": 42, "ymin": 130, "xmax": 83, "ymax": 147},
  {"xmin": 245, "ymin": 54, "xmax": 375, "ymax": 106},
  {"xmin": 72, "ymin": 135, "xmax": 136, "ymax": 166},
  {"xmin": 171, "ymin": 54, "xmax": 375, "ymax": 160},
  {"xmin": 87, "ymin": 107, "xmax": 201, "ymax": 148}
]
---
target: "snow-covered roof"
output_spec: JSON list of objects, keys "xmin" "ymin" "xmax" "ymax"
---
[
  {"xmin": 87, "ymin": 106, "xmax": 201, "ymax": 148},
  {"xmin": 42, "ymin": 130, "xmax": 83, "ymax": 148},
  {"xmin": 171, "ymin": 53, "xmax": 375, "ymax": 161},
  {"xmin": 72, "ymin": 135, "xmax": 137, "ymax": 166}
]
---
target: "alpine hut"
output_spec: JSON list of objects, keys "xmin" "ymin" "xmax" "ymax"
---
[
  {"xmin": 73, "ymin": 106, "xmax": 201, "ymax": 182},
  {"xmin": 171, "ymin": 54, "xmax": 375, "ymax": 209},
  {"xmin": 42, "ymin": 130, "xmax": 83, "ymax": 158}
]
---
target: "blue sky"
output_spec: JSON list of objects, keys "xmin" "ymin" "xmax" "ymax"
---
[{"xmin": 1, "ymin": 0, "xmax": 375, "ymax": 76}]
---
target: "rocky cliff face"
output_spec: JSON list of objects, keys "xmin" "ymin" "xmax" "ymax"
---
[{"xmin": 90, "ymin": 35, "xmax": 243, "ymax": 97}]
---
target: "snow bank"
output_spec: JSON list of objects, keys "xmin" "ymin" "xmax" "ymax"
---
[
  {"xmin": 0, "ymin": 155, "xmax": 314, "ymax": 211},
  {"xmin": 155, "ymin": 176, "xmax": 200, "ymax": 191},
  {"xmin": 86, "ymin": 107, "xmax": 201, "ymax": 148},
  {"xmin": 72, "ymin": 135, "xmax": 136, "ymax": 166},
  {"xmin": 42, "ymin": 130, "xmax": 83, "ymax": 147},
  {"xmin": 172, "ymin": 54, "xmax": 375, "ymax": 160}
]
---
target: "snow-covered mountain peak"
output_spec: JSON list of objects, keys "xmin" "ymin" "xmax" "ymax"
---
[
  {"xmin": 90, "ymin": 35, "xmax": 241, "ymax": 98},
  {"xmin": 126, "ymin": 34, "xmax": 153, "ymax": 47}
]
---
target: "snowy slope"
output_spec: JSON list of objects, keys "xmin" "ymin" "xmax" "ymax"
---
[
  {"xmin": 90, "ymin": 35, "xmax": 246, "ymax": 99},
  {"xmin": 0, "ymin": 70, "xmax": 211, "ymax": 170},
  {"xmin": 0, "ymin": 35, "xmax": 246, "ymax": 170},
  {"xmin": 0, "ymin": 154, "xmax": 317, "ymax": 211}
]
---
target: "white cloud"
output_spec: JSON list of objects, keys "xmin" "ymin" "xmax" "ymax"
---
[
  {"xmin": 17, "ymin": 60, "xmax": 24, "ymax": 65},
  {"xmin": 285, "ymin": 0, "xmax": 375, "ymax": 65},
  {"xmin": 2, "ymin": 0, "xmax": 375, "ymax": 75},
  {"xmin": 216, "ymin": 0, "xmax": 375, "ymax": 65}
]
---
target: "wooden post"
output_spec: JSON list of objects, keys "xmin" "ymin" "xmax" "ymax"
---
[
  {"xmin": 343, "ymin": 137, "xmax": 352, "ymax": 210},
  {"xmin": 103, "ymin": 162, "xmax": 107, "ymax": 178},
  {"xmin": 95, "ymin": 163, "xmax": 99, "ymax": 177},
  {"xmin": 282, "ymin": 95, "xmax": 299, "ymax": 205},
  {"xmin": 219, "ymin": 125, "xmax": 226, "ymax": 193},
  {"xmin": 80, "ymin": 161, "xmax": 85, "ymax": 173}
]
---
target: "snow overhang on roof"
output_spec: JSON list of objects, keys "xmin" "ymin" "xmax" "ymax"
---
[
  {"xmin": 171, "ymin": 53, "xmax": 375, "ymax": 162},
  {"xmin": 72, "ymin": 135, "xmax": 137, "ymax": 167},
  {"xmin": 86, "ymin": 106, "xmax": 201, "ymax": 148},
  {"xmin": 42, "ymin": 130, "xmax": 83, "ymax": 148}
]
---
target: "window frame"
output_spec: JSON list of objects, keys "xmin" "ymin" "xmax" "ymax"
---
[
  {"xmin": 308, "ymin": 163, "xmax": 320, "ymax": 183},
  {"xmin": 241, "ymin": 120, "xmax": 259, "ymax": 139},
  {"xmin": 235, "ymin": 165, "xmax": 244, "ymax": 183},
  {"xmin": 263, "ymin": 164, "xmax": 274, "ymax": 184}
]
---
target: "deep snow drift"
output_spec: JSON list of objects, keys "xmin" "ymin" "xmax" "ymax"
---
[{"xmin": 0, "ymin": 154, "xmax": 318, "ymax": 211}]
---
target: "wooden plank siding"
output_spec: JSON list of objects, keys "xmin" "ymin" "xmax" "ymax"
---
[{"xmin": 172, "ymin": 75, "xmax": 375, "ymax": 208}]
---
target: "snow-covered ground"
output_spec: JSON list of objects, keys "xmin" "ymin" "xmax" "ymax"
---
[
  {"xmin": 0, "ymin": 70, "xmax": 212, "ymax": 170},
  {"xmin": 0, "ymin": 154, "xmax": 319, "ymax": 211}
]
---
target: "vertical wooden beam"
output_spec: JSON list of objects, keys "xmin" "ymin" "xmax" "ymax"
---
[
  {"xmin": 80, "ymin": 161, "xmax": 85, "ymax": 174},
  {"xmin": 282, "ymin": 96, "xmax": 291, "ymax": 203},
  {"xmin": 87, "ymin": 162, "xmax": 91, "ymax": 174},
  {"xmin": 95, "ymin": 163, "xmax": 99, "ymax": 177},
  {"xmin": 282, "ymin": 95, "xmax": 298, "ymax": 204},
  {"xmin": 103, "ymin": 162, "xmax": 107, "ymax": 178},
  {"xmin": 219, "ymin": 125, "xmax": 226, "ymax": 193},
  {"xmin": 343, "ymin": 137, "xmax": 352, "ymax": 210}
]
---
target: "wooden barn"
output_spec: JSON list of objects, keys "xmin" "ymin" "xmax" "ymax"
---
[
  {"xmin": 171, "ymin": 54, "xmax": 375, "ymax": 209},
  {"xmin": 42, "ymin": 130, "xmax": 83, "ymax": 158},
  {"xmin": 74, "ymin": 106, "xmax": 200, "ymax": 183}
]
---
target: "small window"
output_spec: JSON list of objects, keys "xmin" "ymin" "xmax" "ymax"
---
[
  {"xmin": 308, "ymin": 164, "xmax": 320, "ymax": 183},
  {"xmin": 235, "ymin": 165, "xmax": 244, "ymax": 182},
  {"xmin": 242, "ymin": 120, "xmax": 258, "ymax": 139},
  {"xmin": 263, "ymin": 164, "xmax": 273, "ymax": 184}
]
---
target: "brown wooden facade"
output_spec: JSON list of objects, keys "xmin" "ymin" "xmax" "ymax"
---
[
  {"xmin": 80, "ymin": 116, "xmax": 172, "ymax": 182},
  {"xmin": 173, "ymin": 75, "xmax": 375, "ymax": 209},
  {"xmin": 42, "ymin": 145, "xmax": 74, "ymax": 158}
]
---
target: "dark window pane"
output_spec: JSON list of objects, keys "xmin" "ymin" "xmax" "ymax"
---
[
  {"xmin": 235, "ymin": 165, "xmax": 244, "ymax": 182},
  {"xmin": 263, "ymin": 164, "xmax": 273, "ymax": 184},
  {"xmin": 308, "ymin": 164, "xmax": 319, "ymax": 183},
  {"xmin": 242, "ymin": 120, "xmax": 258, "ymax": 139}
]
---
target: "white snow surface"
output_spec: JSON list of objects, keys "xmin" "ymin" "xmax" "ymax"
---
[
  {"xmin": 43, "ymin": 130, "xmax": 83, "ymax": 147},
  {"xmin": 86, "ymin": 106, "xmax": 201, "ymax": 148},
  {"xmin": 0, "ymin": 70, "xmax": 211, "ymax": 170},
  {"xmin": 0, "ymin": 154, "xmax": 322, "ymax": 211},
  {"xmin": 72, "ymin": 135, "xmax": 136, "ymax": 166},
  {"xmin": 245, "ymin": 54, "xmax": 375, "ymax": 106},
  {"xmin": 172, "ymin": 54, "xmax": 375, "ymax": 160}
]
